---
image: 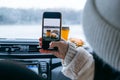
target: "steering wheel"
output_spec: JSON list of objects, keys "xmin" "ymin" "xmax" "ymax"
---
[{"xmin": 0, "ymin": 60, "xmax": 41, "ymax": 80}]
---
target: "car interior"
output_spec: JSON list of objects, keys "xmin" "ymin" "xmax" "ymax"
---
[{"xmin": 0, "ymin": 0, "xmax": 87, "ymax": 80}]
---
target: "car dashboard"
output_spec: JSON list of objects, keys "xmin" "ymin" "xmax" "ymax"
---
[{"xmin": 0, "ymin": 39, "xmax": 70, "ymax": 80}]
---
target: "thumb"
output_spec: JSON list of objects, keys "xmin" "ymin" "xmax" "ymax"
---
[{"xmin": 49, "ymin": 41, "xmax": 60, "ymax": 48}]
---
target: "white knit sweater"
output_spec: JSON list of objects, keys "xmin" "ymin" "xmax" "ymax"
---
[{"xmin": 62, "ymin": 43, "xmax": 94, "ymax": 80}]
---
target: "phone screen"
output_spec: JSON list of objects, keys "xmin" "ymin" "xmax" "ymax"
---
[
  {"xmin": 43, "ymin": 18, "xmax": 61, "ymax": 41},
  {"xmin": 42, "ymin": 12, "xmax": 61, "ymax": 50}
]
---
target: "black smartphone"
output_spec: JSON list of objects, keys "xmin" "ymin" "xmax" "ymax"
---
[{"xmin": 42, "ymin": 12, "xmax": 62, "ymax": 50}]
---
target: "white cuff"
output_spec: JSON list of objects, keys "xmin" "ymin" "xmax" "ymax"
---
[
  {"xmin": 61, "ymin": 43, "xmax": 94, "ymax": 80},
  {"xmin": 62, "ymin": 42, "xmax": 77, "ymax": 66}
]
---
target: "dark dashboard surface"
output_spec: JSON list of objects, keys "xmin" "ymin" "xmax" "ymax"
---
[{"xmin": 0, "ymin": 38, "xmax": 65, "ymax": 80}]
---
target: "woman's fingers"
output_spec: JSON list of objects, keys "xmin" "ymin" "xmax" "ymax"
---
[
  {"xmin": 39, "ymin": 37, "xmax": 42, "ymax": 41},
  {"xmin": 39, "ymin": 37, "xmax": 42, "ymax": 46},
  {"xmin": 49, "ymin": 41, "xmax": 60, "ymax": 49},
  {"xmin": 39, "ymin": 49, "xmax": 63, "ymax": 59},
  {"xmin": 39, "ymin": 41, "xmax": 42, "ymax": 46},
  {"xmin": 39, "ymin": 49, "xmax": 53, "ymax": 53}
]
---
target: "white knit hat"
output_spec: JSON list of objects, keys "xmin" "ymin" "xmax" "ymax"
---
[{"xmin": 82, "ymin": 0, "xmax": 120, "ymax": 71}]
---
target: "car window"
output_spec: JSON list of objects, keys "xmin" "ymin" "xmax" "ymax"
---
[{"xmin": 0, "ymin": 0, "xmax": 86, "ymax": 40}]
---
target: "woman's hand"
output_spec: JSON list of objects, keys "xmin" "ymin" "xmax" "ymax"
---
[{"xmin": 39, "ymin": 38, "xmax": 69, "ymax": 59}]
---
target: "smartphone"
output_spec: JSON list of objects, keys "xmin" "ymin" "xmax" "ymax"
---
[{"xmin": 42, "ymin": 12, "xmax": 62, "ymax": 50}]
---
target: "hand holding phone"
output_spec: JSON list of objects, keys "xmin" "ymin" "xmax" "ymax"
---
[
  {"xmin": 39, "ymin": 38, "xmax": 68, "ymax": 59},
  {"xmin": 42, "ymin": 12, "xmax": 62, "ymax": 50}
]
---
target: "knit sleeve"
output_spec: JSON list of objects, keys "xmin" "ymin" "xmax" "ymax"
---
[{"xmin": 61, "ymin": 42, "xmax": 95, "ymax": 80}]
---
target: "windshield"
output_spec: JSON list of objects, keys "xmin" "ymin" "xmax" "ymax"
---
[{"xmin": 0, "ymin": 0, "xmax": 86, "ymax": 40}]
